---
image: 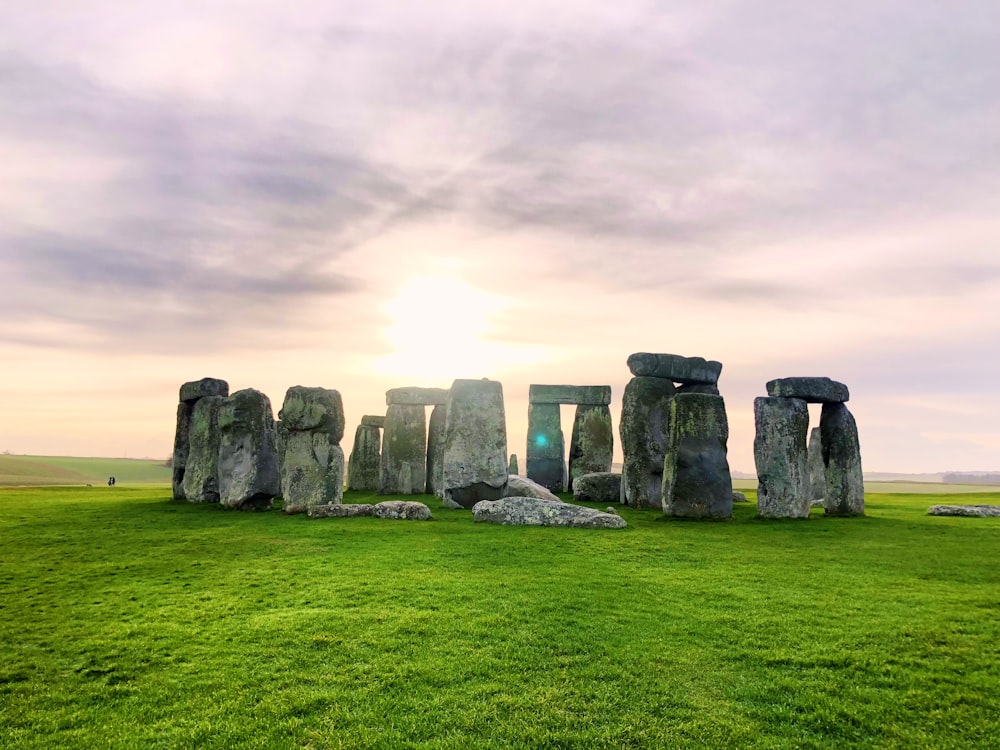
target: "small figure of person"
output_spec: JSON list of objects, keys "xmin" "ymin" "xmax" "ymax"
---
[{"xmin": 108, "ymin": 476, "xmax": 116, "ymax": 487}]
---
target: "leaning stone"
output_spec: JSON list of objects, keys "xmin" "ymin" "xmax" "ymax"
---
[
  {"xmin": 182, "ymin": 395, "xmax": 225, "ymax": 503},
  {"xmin": 619, "ymin": 376, "xmax": 676, "ymax": 508},
  {"xmin": 425, "ymin": 403, "xmax": 446, "ymax": 496},
  {"xmin": 572, "ymin": 472, "xmax": 622, "ymax": 503},
  {"xmin": 385, "ymin": 387, "xmax": 449, "ymax": 406},
  {"xmin": 179, "ymin": 377, "xmax": 230, "ymax": 404},
  {"xmin": 472, "ymin": 497, "xmax": 626, "ymax": 529},
  {"xmin": 568, "ymin": 405, "xmax": 614, "ymax": 491},
  {"xmin": 505, "ymin": 475, "xmax": 560, "ymax": 502},
  {"xmin": 733, "ymin": 490, "xmax": 748, "ymax": 503},
  {"xmin": 526, "ymin": 402, "xmax": 565, "ymax": 492},
  {"xmin": 528, "ymin": 384, "xmax": 612, "ymax": 405},
  {"xmin": 766, "ymin": 377, "xmax": 849, "ymax": 404},
  {"xmin": 508, "ymin": 454, "xmax": 519, "ymax": 476},
  {"xmin": 281, "ymin": 432, "xmax": 345, "ymax": 514},
  {"xmin": 754, "ymin": 396, "xmax": 810, "ymax": 519},
  {"xmin": 378, "ymin": 404, "xmax": 427, "ymax": 495},
  {"xmin": 442, "ymin": 379, "xmax": 509, "ymax": 508},
  {"xmin": 278, "ymin": 386, "xmax": 345, "ymax": 441},
  {"xmin": 347, "ymin": 424, "xmax": 381, "ymax": 491},
  {"xmin": 361, "ymin": 415, "xmax": 385, "ymax": 428},
  {"xmin": 927, "ymin": 505, "xmax": 1000, "ymax": 517},
  {"xmin": 218, "ymin": 388, "xmax": 280, "ymax": 511},
  {"xmin": 820, "ymin": 403, "xmax": 864, "ymax": 516},
  {"xmin": 373, "ymin": 500, "xmax": 432, "ymax": 520},
  {"xmin": 172, "ymin": 402, "xmax": 193, "ymax": 501},
  {"xmin": 308, "ymin": 503, "xmax": 375, "ymax": 519},
  {"xmin": 626, "ymin": 353, "xmax": 722, "ymax": 385},
  {"xmin": 807, "ymin": 427, "xmax": 825, "ymax": 501},
  {"xmin": 662, "ymin": 393, "xmax": 733, "ymax": 519}
]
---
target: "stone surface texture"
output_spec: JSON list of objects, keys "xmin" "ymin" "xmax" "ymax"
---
[
  {"xmin": 181, "ymin": 395, "xmax": 225, "ymax": 503},
  {"xmin": 753, "ymin": 396, "xmax": 811, "ymax": 519},
  {"xmin": 662, "ymin": 393, "xmax": 733, "ymax": 519},
  {"xmin": 278, "ymin": 386, "xmax": 345, "ymax": 441},
  {"xmin": 441, "ymin": 379, "xmax": 509, "ymax": 508},
  {"xmin": 505, "ymin": 475, "xmax": 561, "ymax": 502},
  {"xmin": 347, "ymin": 424, "xmax": 381, "ymax": 491},
  {"xmin": 425, "ymin": 403, "xmax": 447, "ymax": 496},
  {"xmin": 172, "ymin": 402, "xmax": 193, "ymax": 501},
  {"xmin": 766, "ymin": 377, "xmax": 849, "ymax": 404},
  {"xmin": 374, "ymin": 501, "xmax": 433, "ymax": 520},
  {"xmin": 179, "ymin": 377, "xmax": 230, "ymax": 404},
  {"xmin": 472, "ymin": 497, "xmax": 627, "ymax": 529},
  {"xmin": 619, "ymin": 376, "xmax": 676, "ymax": 508},
  {"xmin": 568, "ymin": 405, "xmax": 614, "ymax": 492},
  {"xmin": 218, "ymin": 388, "xmax": 280, "ymax": 511},
  {"xmin": 820, "ymin": 403, "xmax": 865, "ymax": 516},
  {"xmin": 626, "ymin": 353, "xmax": 722, "ymax": 385},
  {"xmin": 508, "ymin": 454, "xmax": 519, "ymax": 476},
  {"xmin": 379, "ymin": 404, "xmax": 427, "ymax": 495},
  {"xmin": 281, "ymin": 432, "xmax": 345, "ymax": 514},
  {"xmin": 807, "ymin": 427, "xmax": 825, "ymax": 501},
  {"xmin": 385, "ymin": 387, "xmax": 449, "ymax": 406},
  {"xmin": 526, "ymin": 402, "xmax": 565, "ymax": 492},
  {"xmin": 528, "ymin": 384, "xmax": 612, "ymax": 405},
  {"xmin": 927, "ymin": 505, "xmax": 1000, "ymax": 517},
  {"xmin": 361, "ymin": 415, "xmax": 385, "ymax": 428},
  {"xmin": 307, "ymin": 503, "xmax": 375, "ymax": 519},
  {"xmin": 572, "ymin": 472, "xmax": 622, "ymax": 503}
]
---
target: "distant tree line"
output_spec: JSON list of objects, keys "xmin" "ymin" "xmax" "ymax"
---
[{"xmin": 943, "ymin": 472, "xmax": 1000, "ymax": 485}]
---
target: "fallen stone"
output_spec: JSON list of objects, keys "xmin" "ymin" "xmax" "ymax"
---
[
  {"xmin": 472, "ymin": 497, "xmax": 626, "ymax": 529},
  {"xmin": 626, "ymin": 353, "xmax": 722, "ymax": 385},
  {"xmin": 442, "ymin": 379, "xmax": 508, "ymax": 508},
  {"xmin": 528, "ymin": 384, "xmax": 612, "ymax": 405},
  {"xmin": 754, "ymin": 396, "xmax": 810, "ymax": 519},
  {"xmin": 179, "ymin": 377, "xmax": 230, "ymax": 404},
  {"xmin": 347, "ymin": 424, "xmax": 381, "ymax": 491},
  {"xmin": 619, "ymin": 376, "xmax": 676, "ymax": 508},
  {"xmin": 281, "ymin": 432, "xmax": 345, "ymax": 514},
  {"xmin": 820, "ymin": 403, "xmax": 865, "ymax": 516},
  {"xmin": 732, "ymin": 490, "xmax": 748, "ymax": 503},
  {"xmin": 218, "ymin": 388, "xmax": 280, "ymax": 511},
  {"xmin": 662, "ymin": 393, "xmax": 733, "ymax": 519},
  {"xmin": 385, "ymin": 387, "xmax": 449, "ymax": 406},
  {"xmin": 526, "ymin": 402, "xmax": 565, "ymax": 492},
  {"xmin": 307, "ymin": 503, "xmax": 375, "ymax": 519},
  {"xmin": 568, "ymin": 405, "xmax": 614, "ymax": 491},
  {"xmin": 278, "ymin": 386, "xmax": 345, "ymax": 440},
  {"xmin": 379, "ymin": 404, "xmax": 427, "ymax": 495},
  {"xmin": 807, "ymin": 427, "xmax": 825, "ymax": 501},
  {"xmin": 505, "ymin": 475, "xmax": 560, "ymax": 502},
  {"xmin": 182, "ymin": 395, "xmax": 225, "ymax": 503},
  {"xmin": 927, "ymin": 505, "xmax": 1000, "ymax": 517},
  {"xmin": 572, "ymin": 472, "xmax": 622, "ymax": 504},
  {"xmin": 361, "ymin": 415, "xmax": 385, "ymax": 428},
  {"xmin": 373, "ymin": 500, "xmax": 432, "ymax": 520},
  {"xmin": 766, "ymin": 377, "xmax": 849, "ymax": 404}
]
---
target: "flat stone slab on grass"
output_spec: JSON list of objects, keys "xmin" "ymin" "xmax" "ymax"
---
[
  {"xmin": 528, "ymin": 384, "xmax": 612, "ymax": 405},
  {"xmin": 472, "ymin": 497, "xmax": 627, "ymax": 529},
  {"xmin": 927, "ymin": 504, "xmax": 1000, "ymax": 517},
  {"xmin": 626, "ymin": 353, "xmax": 722, "ymax": 385},
  {"xmin": 766, "ymin": 377, "xmax": 850, "ymax": 403},
  {"xmin": 374, "ymin": 501, "xmax": 433, "ymax": 520},
  {"xmin": 307, "ymin": 504, "xmax": 375, "ymax": 519}
]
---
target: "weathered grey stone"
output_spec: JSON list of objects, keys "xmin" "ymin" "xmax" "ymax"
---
[
  {"xmin": 927, "ymin": 504, "xmax": 1000, "ymax": 517},
  {"xmin": 442, "ymin": 379, "xmax": 508, "ymax": 508},
  {"xmin": 807, "ymin": 427, "xmax": 825, "ymax": 501},
  {"xmin": 425, "ymin": 403, "xmax": 446, "ymax": 496},
  {"xmin": 347, "ymin": 424, "xmax": 381, "ymax": 491},
  {"xmin": 275, "ymin": 420, "xmax": 287, "ymax": 482},
  {"xmin": 568, "ymin": 405, "xmax": 614, "ymax": 492},
  {"xmin": 378, "ymin": 404, "xmax": 427, "ymax": 495},
  {"xmin": 820, "ymin": 403, "xmax": 864, "ymax": 516},
  {"xmin": 505, "ymin": 475, "xmax": 560, "ymax": 502},
  {"xmin": 528, "ymin": 384, "xmax": 612, "ymax": 405},
  {"xmin": 281, "ymin": 432, "xmax": 345, "ymax": 514},
  {"xmin": 308, "ymin": 503, "xmax": 375, "ymax": 519},
  {"xmin": 754, "ymin": 397, "xmax": 810, "ymax": 519},
  {"xmin": 182, "ymin": 395, "xmax": 224, "ymax": 503},
  {"xmin": 508, "ymin": 454, "xmax": 519, "ymax": 476},
  {"xmin": 662, "ymin": 393, "xmax": 733, "ymax": 519},
  {"xmin": 572, "ymin": 472, "xmax": 622, "ymax": 503},
  {"xmin": 766, "ymin": 377, "xmax": 850, "ymax": 404},
  {"xmin": 374, "ymin": 500, "xmax": 432, "ymax": 520},
  {"xmin": 526, "ymin": 402, "xmax": 565, "ymax": 492},
  {"xmin": 472, "ymin": 497, "xmax": 627, "ymax": 529},
  {"xmin": 172, "ymin": 402, "xmax": 193, "ymax": 501},
  {"xmin": 218, "ymin": 388, "xmax": 280, "ymax": 511},
  {"xmin": 619, "ymin": 376, "xmax": 676, "ymax": 508},
  {"xmin": 278, "ymin": 386, "xmax": 345, "ymax": 440},
  {"xmin": 385, "ymin": 387, "xmax": 449, "ymax": 406},
  {"xmin": 733, "ymin": 490, "xmax": 748, "ymax": 503},
  {"xmin": 626, "ymin": 353, "xmax": 722, "ymax": 385},
  {"xmin": 179, "ymin": 377, "xmax": 230, "ymax": 404},
  {"xmin": 676, "ymin": 383, "xmax": 720, "ymax": 396},
  {"xmin": 361, "ymin": 415, "xmax": 385, "ymax": 428}
]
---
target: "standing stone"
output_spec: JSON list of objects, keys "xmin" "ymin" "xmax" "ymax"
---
[
  {"xmin": 568, "ymin": 405, "xmax": 614, "ymax": 491},
  {"xmin": 754, "ymin": 397, "xmax": 810, "ymax": 519},
  {"xmin": 442, "ymin": 379, "xmax": 509, "ymax": 508},
  {"xmin": 508, "ymin": 454, "xmax": 519, "ymax": 476},
  {"xmin": 619, "ymin": 376, "xmax": 676, "ymax": 508},
  {"xmin": 172, "ymin": 402, "xmax": 193, "ymax": 501},
  {"xmin": 278, "ymin": 386, "xmax": 345, "ymax": 441},
  {"xmin": 820, "ymin": 403, "xmax": 864, "ymax": 516},
  {"xmin": 218, "ymin": 388, "xmax": 280, "ymax": 511},
  {"xmin": 526, "ymin": 402, "xmax": 565, "ymax": 492},
  {"xmin": 182, "ymin": 395, "xmax": 224, "ymax": 503},
  {"xmin": 426, "ymin": 403, "xmax": 447, "ymax": 496},
  {"xmin": 281, "ymin": 432, "xmax": 345, "ymax": 513},
  {"xmin": 275, "ymin": 420, "xmax": 287, "ymax": 484},
  {"xmin": 379, "ymin": 404, "xmax": 427, "ymax": 495},
  {"xmin": 807, "ymin": 427, "xmax": 824, "ymax": 502},
  {"xmin": 347, "ymin": 424, "xmax": 381, "ymax": 492},
  {"xmin": 662, "ymin": 393, "xmax": 732, "ymax": 519}
]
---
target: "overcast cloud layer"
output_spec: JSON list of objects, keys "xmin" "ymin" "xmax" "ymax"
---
[{"xmin": 2, "ymin": 1, "xmax": 999, "ymax": 473}]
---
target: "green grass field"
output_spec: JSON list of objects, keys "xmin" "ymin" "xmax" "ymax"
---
[
  {"xmin": 2, "ymin": 486, "xmax": 998, "ymax": 748},
  {"xmin": 0, "ymin": 455, "xmax": 170, "ymax": 486}
]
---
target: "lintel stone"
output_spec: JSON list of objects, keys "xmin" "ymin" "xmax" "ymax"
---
[
  {"xmin": 385, "ymin": 387, "xmax": 450, "ymax": 406},
  {"xmin": 626, "ymin": 353, "xmax": 722, "ymax": 385},
  {"xmin": 766, "ymin": 377, "xmax": 849, "ymax": 403},
  {"xmin": 528, "ymin": 384, "xmax": 612, "ymax": 405},
  {"xmin": 361, "ymin": 415, "xmax": 385, "ymax": 428}
]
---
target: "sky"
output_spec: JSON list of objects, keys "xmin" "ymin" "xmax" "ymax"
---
[{"xmin": 1, "ymin": 0, "xmax": 999, "ymax": 474}]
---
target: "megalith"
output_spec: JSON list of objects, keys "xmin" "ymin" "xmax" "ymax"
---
[
  {"xmin": 425, "ymin": 403, "xmax": 447, "ymax": 496},
  {"xmin": 379, "ymin": 404, "xmax": 427, "ymax": 494},
  {"xmin": 627, "ymin": 353, "xmax": 722, "ymax": 385},
  {"xmin": 568, "ymin": 405, "xmax": 614, "ymax": 491},
  {"xmin": 820, "ymin": 403, "xmax": 864, "ymax": 516},
  {"xmin": 619, "ymin": 376, "xmax": 676, "ymax": 508},
  {"xmin": 172, "ymin": 377, "xmax": 229, "ymax": 501},
  {"xmin": 662, "ymin": 393, "xmax": 733, "ymax": 519},
  {"xmin": 766, "ymin": 377, "xmax": 849, "ymax": 404},
  {"xmin": 508, "ymin": 454, "xmax": 519, "ymax": 476},
  {"xmin": 182, "ymin": 395, "xmax": 225, "ymax": 503},
  {"xmin": 526, "ymin": 402, "xmax": 565, "ymax": 492},
  {"xmin": 754, "ymin": 396, "xmax": 810, "ymax": 518},
  {"xmin": 441, "ymin": 378, "xmax": 508, "ymax": 508},
  {"xmin": 218, "ymin": 388, "xmax": 280, "ymax": 511},
  {"xmin": 278, "ymin": 386, "xmax": 346, "ymax": 514},
  {"xmin": 807, "ymin": 427, "xmax": 824, "ymax": 502},
  {"xmin": 347, "ymin": 422, "xmax": 381, "ymax": 492}
]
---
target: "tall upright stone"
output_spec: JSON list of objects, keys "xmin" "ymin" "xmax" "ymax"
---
[
  {"xmin": 508, "ymin": 454, "xmax": 519, "ymax": 476},
  {"xmin": 442, "ymin": 379, "xmax": 508, "ymax": 508},
  {"xmin": 807, "ymin": 427, "xmax": 824, "ymax": 502},
  {"xmin": 662, "ymin": 393, "xmax": 732, "ymax": 519},
  {"xmin": 379, "ymin": 404, "xmax": 427, "ymax": 495},
  {"xmin": 425, "ymin": 403, "xmax": 447, "ymax": 496},
  {"xmin": 820, "ymin": 403, "xmax": 865, "ymax": 516},
  {"xmin": 278, "ymin": 386, "xmax": 346, "ymax": 514},
  {"xmin": 568, "ymin": 405, "xmax": 614, "ymax": 491},
  {"xmin": 218, "ymin": 388, "xmax": 279, "ymax": 511},
  {"xmin": 619, "ymin": 376, "xmax": 676, "ymax": 508},
  {"xmin": 182, "ymin": 395, "xmax": 225, "ymax": 503},
  {"xmin": 347, "ymin": 423, "xmax": 381, "ymax": 492},
  {"xmin": 754, "ymin": 396, "xmax": 810, "ymax": 518},
  {"xmin": 172, "ymin": 377, "xmax": 230, "ymax": 501},
  {"xmin": 526, "ymin": 402, "xmax": 565, "ymax": 492}
]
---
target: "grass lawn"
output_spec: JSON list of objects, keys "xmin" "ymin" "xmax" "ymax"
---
[
  {"xmin": 0, "ymin": 455, "xmax": 171, "ymax": 486},
  {"xmin": 1, "ymin": 486, "xmax": 998, "ymax": 748}
]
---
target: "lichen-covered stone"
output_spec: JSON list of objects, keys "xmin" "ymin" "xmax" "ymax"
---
[
  {"xmin": 385, "ymin": 387, "xmax": 449, "ymax": 406},
  {"xmin": 275, "ymin": 419, "xmax": 287, "ymax": 482},
  {"xmin": 505, "ymin": 475, "xmax": 560, "ymax": 502},
  {"xmin": 374, "ymin": 500, "xmax": 432, "ymax": 520},
  {"xmin": 347, "ymin": 424, "xmax": 381, "ymax": 491},
  {"xmin": 182, "ymin": 395, "xmax": 224, "ymax": 503},
  {"xmin": 278, "ymin": 386, "xmax": 345, "ymax": 440},
  {"xmin": 442, "ymin": 379, "xmax": 508, "ymax": 508},
  {"xmin": 568, "ymin": 405, "xmax": 614, "ymax": 492},
  {"xmin": 820, "ymin": 403, "xmax": 864, "ymax": 516},
  {"xmin": 379, "ymin": 404, "xmax": 427, "ymax": 495},
  {"xmin": 626, "ymin": 353, "xmax": 722, "ymax": 385},
  {"xmin": 508, "ymin": 454, "xmax": 519, "ymax": 476},
  {"xmin": 281, "ymin": 432, "xmax": 345, "ymax": 514},
  {"xmin": 472, "ymin": 497, "xmax": 626, "ymax": 529},
  {"xmin": 361, "ymin": 415, "xmax": 385, "ymax": 428},
  {"xmin": 754, "ymin": 396, "xmax": 810, "ymax": 519},
  {"xmin": 179, "ymin": 377, "xmax": 230, "ymax": 404},
  {"xmin": 732, "ymin": 490, "xmax": 748, "ymax": 503},
  {"xmin": 927, "ymin": 504, "xmax": 1000, "ymax": 517},
  {"xmin": 619, "ymin": 376, "xmax": 676, "ymax": 508},
  {"xmin": 172, "ymin": 402, "xmax": 193, "ymax": 501},
  {"xmin": 528, "ymin": 384, "xmax": 612, "ymax": 405},
  {"xmin": 807, "ymin": 427, "xmax": 824, "ymax": 501},
  {"xmin": 308, "ymin": 503, "xmax": 375, "ymax": 519},
  {"xmin": 662, "ymin": 393, "xmax": 733, "ymax": 519},
  {"xmin": 425, "ymin": 403, "xmax": 446, "ymax": 496},
  {"xmin": 572, "ymin": 472, "xmax": 622, "ymax": 503},
  {"xmin": 218, "ymin": 388, "xmax": 280, "ymax": 511},
  {"xmin": 526, "ymin": 402, "xmax": 565, "ymax": 492},
  {"xmin": 766, "ymin": 377, "xmax": 849, "ymax": 404}
]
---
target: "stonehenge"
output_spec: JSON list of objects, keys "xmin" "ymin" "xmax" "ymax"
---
[
  {"xmin": 172, "ymin": 377, "xmax": 229, "ymax": 501},
  {"xmin": 181, "ymin": 395, "xmax": 225, "ymax": 503},
  {"xmin": 218, "ymin": 388, "xmax": 280, "ymax": 511},
  {"xmin": 377, "ymin": 386, "xmax": 452, "ymax": 495},
  {"xmin": 278, "ymin": 386, "xmax": 346, "ymax": 514},
  {"xmin": 441, "ymin": 378, "xmax": 508, "ymax": 508},
  {"xmin": 662, "ymin": 393, "xmax": 733, "ymax": 519}
]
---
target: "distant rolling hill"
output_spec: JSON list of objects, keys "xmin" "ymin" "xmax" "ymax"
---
[{"xmin": 0, "ymin": 455, "xmax": 171, "ymax": 486}]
